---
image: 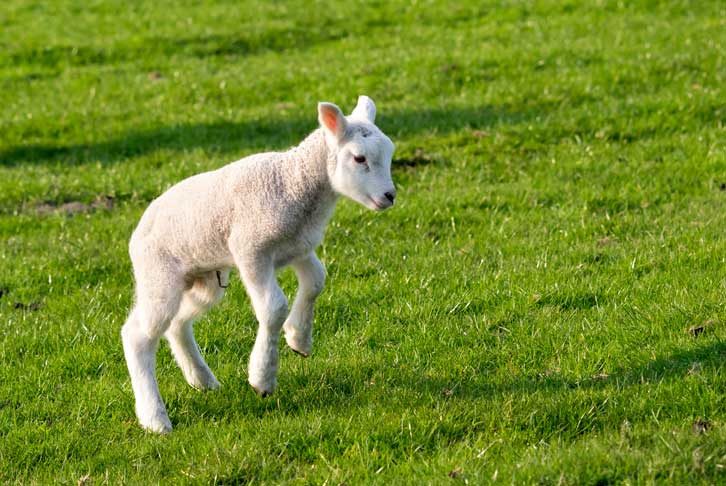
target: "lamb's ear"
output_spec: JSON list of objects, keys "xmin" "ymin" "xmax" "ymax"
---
[
  {"xmin": 318, "ymin": 102, "xmax": 347, "ymax": 140},
  {"xmin": 350, "ymin": 95, "xmax": 376, "ymax": 123}
]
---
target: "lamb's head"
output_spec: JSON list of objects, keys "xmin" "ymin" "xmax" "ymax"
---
[{"xmin": 318, "ymin": 96, "xmax": 396, "ymax": 211}]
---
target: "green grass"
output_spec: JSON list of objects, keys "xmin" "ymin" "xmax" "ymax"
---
[{"xmin": 1, "ymin": 0, "xmax": 724, "ymax": 483}]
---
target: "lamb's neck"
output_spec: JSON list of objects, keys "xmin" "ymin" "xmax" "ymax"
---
[{"xmin": 284, "ymin": 128, "xmax": 338, "ymax": 208}]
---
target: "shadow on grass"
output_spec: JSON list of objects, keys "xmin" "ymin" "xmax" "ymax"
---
[
  {"xmin": 173, "ymin": 340, "xmax": 725, "ymax": 429},
  {"xmin": 3, "ymin": 29, "xmax": 346, "ymax": 70},
  {"xmin": 443, "ymin": 340, "xmax": 726, "ymax": 398},
  {"xmin": 0, "ymin": 104, "xmax": 533, "ymax": 168}
]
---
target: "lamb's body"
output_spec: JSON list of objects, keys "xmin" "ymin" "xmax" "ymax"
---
[
  {"xmin": 131, "ymin": 129, "xmax": 335, "ymax": 276},
  {"xmin": 122, "ymin": 97, "xmax": 395, "ymax": 433}
]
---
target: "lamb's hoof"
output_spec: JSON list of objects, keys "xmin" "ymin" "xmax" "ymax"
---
[
  {"xmin": 188, "ymin": 370, "xmax": 221, "ymax": 391},
  {"xmin": 291, "ymin": 347, "xmax": 310, "ymax": 358},
  {"xmin": 251, "ymin": 384, "xmax": 272, "ymax": 398},
  {"xmin": 139, "ymin": 414, "xmax": 172, "ymax": 434},
  {"xmin": 284, "ymin": 335, "xmax": 312, "ymax": 357}
]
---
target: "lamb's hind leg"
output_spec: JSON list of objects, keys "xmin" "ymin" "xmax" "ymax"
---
[
  {"xmin": 122, "ymin": 271, "xmax": 184, "ymax": 434},
  {"xmin": 165, "ymin": 271, "xmax": 228, "ymax": 390},
  {"xmin": 283, "ymin": 252, "xmax": 325, "ymax": 357}
]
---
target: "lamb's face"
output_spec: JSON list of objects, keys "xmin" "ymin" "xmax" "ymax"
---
[
  {"xmin": 332, "ymin": 123, "xmax": 396, "ymax": 211},
  {"xmin": 319, "ymin": 96, "xmax": 397, "ymax": 211}
]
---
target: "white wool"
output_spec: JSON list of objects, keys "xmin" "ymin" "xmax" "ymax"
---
[{"xmin": 121, "ymin": 96, "xmax": 396, "ymax": 433}]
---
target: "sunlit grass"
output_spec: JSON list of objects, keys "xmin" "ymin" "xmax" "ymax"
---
[{"xmin": 0, "ymin": 0, "xmax": 724, "ymax": 483}]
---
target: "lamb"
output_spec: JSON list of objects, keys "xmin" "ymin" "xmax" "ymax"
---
[{"xmin": 121, "ymin": 96, "xmax": 396, "ymax": 433}]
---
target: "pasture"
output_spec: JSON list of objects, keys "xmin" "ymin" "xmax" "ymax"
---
[{"xmin": 0, "ymin": 0, "xmax": 724, "ymax": 483}]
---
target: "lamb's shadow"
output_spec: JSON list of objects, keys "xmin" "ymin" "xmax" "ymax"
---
[
  {"xmin": 174, "ymin": 341, "xmax": 725, "ymax": 427},
  {"xmin": 0, "ymin": 104, "xmax": 531, "ymax": 168}
]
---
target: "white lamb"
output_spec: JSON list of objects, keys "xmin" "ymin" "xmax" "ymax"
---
[{"xmin": 121, "ymin": 96, "xmax": 396, "ymax": 433}]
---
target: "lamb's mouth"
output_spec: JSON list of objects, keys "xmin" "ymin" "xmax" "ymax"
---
[{"xmin": 368, "ymin": 197, "xmax": 390, "ymax": 211}]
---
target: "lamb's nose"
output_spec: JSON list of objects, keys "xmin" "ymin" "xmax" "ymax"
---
[{"xmin": 384, "ymin": 191, "xmax": 396, "ymax": 203}]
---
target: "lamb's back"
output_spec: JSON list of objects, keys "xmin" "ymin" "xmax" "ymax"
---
[{"xmin": 130, "ymin": 152, "xmax": 280, "ymax": 270}]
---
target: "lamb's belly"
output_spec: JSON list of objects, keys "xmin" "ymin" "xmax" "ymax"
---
[
  {"xmin": 188, "ymin": 253, "xmax": 235, "ymax": 275},
  {"xmin": 174, "ymin": 235, "xmax": 234, "ymax": 274}
]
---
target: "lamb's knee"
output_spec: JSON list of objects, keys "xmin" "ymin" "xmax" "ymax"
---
[
  {"xmin": 265, "ymin": 291, "xmax": 288, "ymax": 328},
  {"xmin": 309, "ymin": 265, "xmax": 325, "ymax": 298},
  {"xmin": 301, "ymin": 259, "xmax": 325, "ymax": 299},
  {"xmin": 121, "ymin": 320, "xmax": 136, "ymax": 346},
  {"xmin": 122, "ymin": 316, "xmax": 160, "ymax": 356},
  {"xmin": 131, "ymin": 277, "xmax": 184, "ymax": 338}
]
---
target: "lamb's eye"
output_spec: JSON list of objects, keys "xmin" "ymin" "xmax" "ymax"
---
[{"xmin": 353, "ymin": 155, "xmax": 366, "ymax": 164}]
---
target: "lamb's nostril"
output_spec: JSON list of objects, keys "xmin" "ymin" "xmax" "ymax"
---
[{"xmin": 384, "ymin": 192, "xmax": 395, "ymax": 203}]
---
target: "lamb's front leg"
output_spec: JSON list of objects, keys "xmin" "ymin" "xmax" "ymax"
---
[
  {"xmin": 283, "ymin": 252, "xmax": 325, "ymax": 357},
  {"xmin": 236, "ymin": 257, "xmax": 288, "ymax": 397}
]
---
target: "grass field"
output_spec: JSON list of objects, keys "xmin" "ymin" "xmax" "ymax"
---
[{"xmin": 1, "ymin": 0, "xmax": 725, "ymax": 483}]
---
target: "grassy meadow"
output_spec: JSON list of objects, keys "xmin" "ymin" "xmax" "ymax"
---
[{"xmin": 0, "ymin": 0, "xmax": 724, "ymax": 483}]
